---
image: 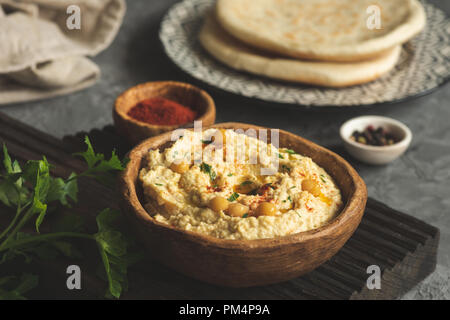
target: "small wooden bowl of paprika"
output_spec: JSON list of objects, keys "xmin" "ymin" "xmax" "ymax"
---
[{"xmin": 114, "ymin": 81, "xmax": 216, "ymax": 145}]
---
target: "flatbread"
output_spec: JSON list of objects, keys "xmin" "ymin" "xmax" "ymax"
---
[
  {"xmin": 199, "ymin": 15, "xmax": 401, "ymax": 88},
  {"xmin": 216, "ymin": 0, "xmax": 425, "ymax": 62}
]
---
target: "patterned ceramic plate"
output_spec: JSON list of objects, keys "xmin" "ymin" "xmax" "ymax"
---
[{"xmin": 160, "ymin": 0, "xmax": 450, "ymax": 107}]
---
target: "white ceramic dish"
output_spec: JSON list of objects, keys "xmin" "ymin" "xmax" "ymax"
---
[{"xmin": 340, "ymin": 116, "xmax": 412, "ymax": 165}]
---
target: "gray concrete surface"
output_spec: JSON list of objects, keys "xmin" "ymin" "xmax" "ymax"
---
[{"xmin": 1, "ymin": 0, "xmax": 449, "ymax": 299}]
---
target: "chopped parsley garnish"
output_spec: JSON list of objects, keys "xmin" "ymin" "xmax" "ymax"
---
[
  {"xmin": 282, "ymin": 165, "xmax": 291, "ymax": 173},
  {"xmin": 285, "ymin": 149, "xmax": 297, "ymax": 155},
  {"xmin": 242, "ymin": 213, "xmax": 249, "ymax": 218},
  {"xmin": 241, "ymin": 180, "xmax": 253, "ymax": 186},
  {"xmin": 155, "ymin": 183, "xmax": 164, "ymax": 187},
  {"xmin": 200, "ymin": 162, "xmax": 216, "ymax": 182},
  {"xmin": 290, "ymin": 186, "xmax": 296, "ymax": 189},
  {"xmin": 227, "ymin": 173, "xmax": 233, "ymax": 177},
  {"xmin": 228, "ymin": 192, "xmax": 240, "ymax": 202},
  {"xmin": 288, "ymin": 196, "xmax": 292, "ymax": 202},
  {"xmin": 320, "ymin": 174, "xmax": 327, "ymax": 183},
  {"xmin": 278, "ymin": 153, "xmax": 284, "ymax": 159},
  {"xmin": 200, "ymin": 162, "xmax": 211, "ymax": 173}
]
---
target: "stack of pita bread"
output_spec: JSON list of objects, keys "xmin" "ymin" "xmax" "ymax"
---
[{"xmin": 199, "ymin": 0, "xmax": 426, "ymax": 88}]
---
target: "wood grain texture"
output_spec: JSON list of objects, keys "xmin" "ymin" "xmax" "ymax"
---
[
  {"xmin": 114, "ymin": 81, "xmax": 216, "ymax": 146},
  {"xmin": 0, "ymin": 112, "xmax": 439, "ymax": 299}
]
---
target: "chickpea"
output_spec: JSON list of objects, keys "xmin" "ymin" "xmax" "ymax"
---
[
  {"xmin": 227, "ymin": 203, "xmax": 249, "ymax": 217},
  {"xmin": 302, "ymin": 179, "xmax": 321, "ymax": 197},
  {"xmin": 233, "ymin": 181, "xmax": 255, "ymax": 195},
  {"xmin": 255, "ymin": 202, "xmax": 277, "ymax": 217},
  {"xmin": 208, "ymin": 196, "xmax": 229, "ymax": 212},
  {"xmin": 170, "ymin": 162, "xmax": 190, "ymax": 174}
]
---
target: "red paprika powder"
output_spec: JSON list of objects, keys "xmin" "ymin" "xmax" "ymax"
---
[{"xmin": 127, "ymin": 97, "xmax": 197, "ymax": 126}]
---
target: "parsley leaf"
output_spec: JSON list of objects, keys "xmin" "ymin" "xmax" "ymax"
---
[
  {"xmin": 33, "ymin": 199, "xmax": 48, "ymax": 233},
  {"xmin": 0, "ymin": 145, "xmax": 27, "ymax": 207},
  {"xmin": 94, "ymin": 209, "xmax": 142, "ymax": 299},
  {"xmin": 21, "ymin": 158, "xmax": 52, "ymax": 233},
  {"xmin": 47, "ymin": 173, "xmax": 78, "ymax": 206},
  {"xmin": 227, "ymin": 192, "xmax": 240, "ymax": 202},
  {"xmin": 74, "ymin": 136, "xmax": 128, "ymax": 186},
  {"xmin": 200, "ymin": 162, "xmax": 216, "ymax": 182},
  {"xmin": 0, "ymin": 176, "xmax": 27, "ymax": 208}
]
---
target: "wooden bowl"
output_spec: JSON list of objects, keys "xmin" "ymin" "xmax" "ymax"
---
[
  {"xmin": 113, "ymin": 81, "xmax": 216, "ymax": 146},
  {"xmin": 119, "ymin": 123, "xmax": 367, "ymax": 287}
]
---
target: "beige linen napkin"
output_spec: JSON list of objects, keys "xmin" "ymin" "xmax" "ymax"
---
[{"xmin": 0, "ymin": 0, "xmax": 126, "ymax": 105}]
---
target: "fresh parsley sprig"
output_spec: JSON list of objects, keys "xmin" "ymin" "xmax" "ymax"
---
[
  {"xmin": 73, "ymin": 136, "xmax": 129, "ymax": 186},
  {"xmin": 0, "ymin": 137, "xmax": 139, "ymax": 299}
]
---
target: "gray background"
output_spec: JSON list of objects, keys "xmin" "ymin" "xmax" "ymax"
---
[{"xmin": 1, "ymin": 0, "xmax": 449, "ymax": 299}]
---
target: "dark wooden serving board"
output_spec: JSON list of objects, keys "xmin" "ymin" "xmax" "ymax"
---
[{"xmin": 0, "ymin": 112, "xmax": 439, "ymax": 300}]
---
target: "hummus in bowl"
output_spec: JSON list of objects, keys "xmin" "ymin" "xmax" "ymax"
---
[
  {"xmin": 119, "ymin": 123, "xmax": 367, "ymax": 287},
  {"xmin": 139, "ymin": 129, "xmax": 342, "ymax": 240}
]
